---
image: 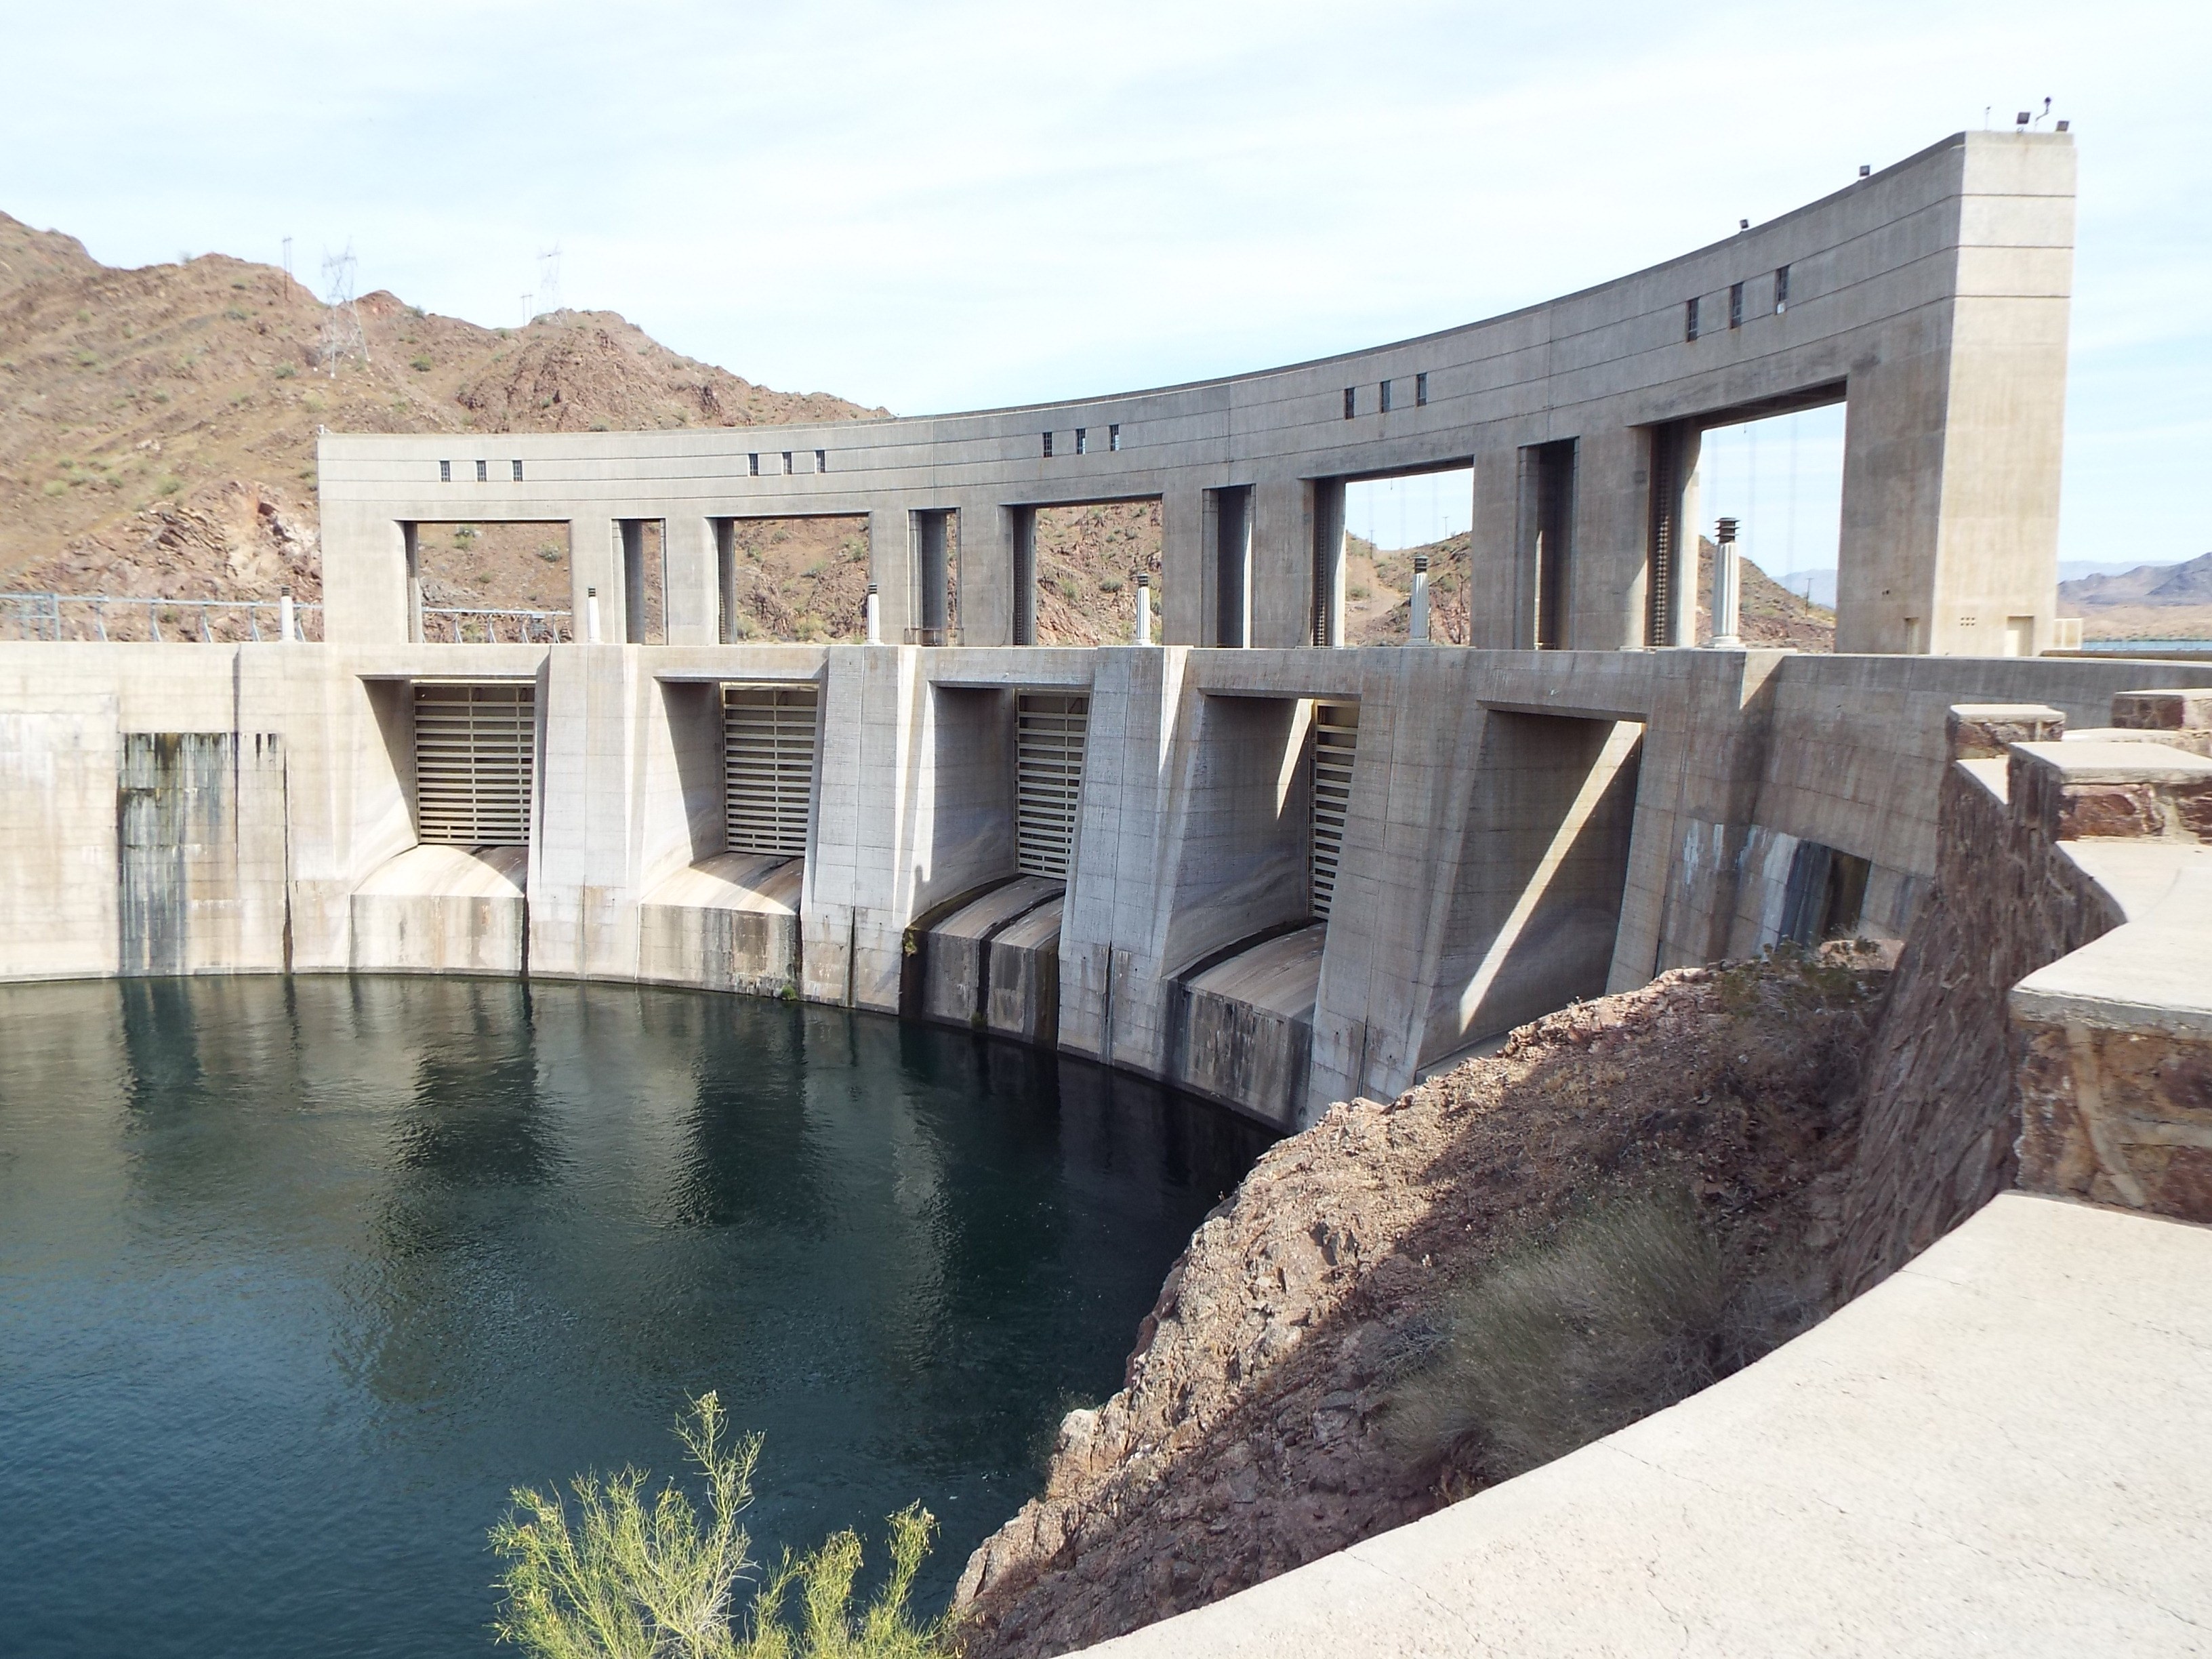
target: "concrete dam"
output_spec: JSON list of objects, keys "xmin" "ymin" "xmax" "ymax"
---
[
  {"xmin": 7, "ymin": 127, "xmax": 2205, "ymax": 1133},
  {"xmin": 9, "ymin": 119, "xmax": 2212, "ymax": 1654}
]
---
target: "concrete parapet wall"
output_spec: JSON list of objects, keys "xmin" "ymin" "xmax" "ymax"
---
[{"xmin": 1839, "ymin": 688, "xmax": 2212, "ymax": 1296}]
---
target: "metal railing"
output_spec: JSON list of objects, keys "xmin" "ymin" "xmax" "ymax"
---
[
  {"xmin": 419, "ymin": 607, "xmax": 572, "ymax": 644},
  {"xmin": 0, "ymin": 592, "xmax": 327, "ymax": 643},
  {"xmin": 0, "ymin": 594, "xmax": 572, "ymax": 645}
]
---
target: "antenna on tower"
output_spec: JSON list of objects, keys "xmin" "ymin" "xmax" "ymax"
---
[
  {"xmin": 521, "ymin": 292, "xmax": 535, "ymax": 327},
  {"xmin": 537, "ymin": 245, "xmax": 562, "ymax": 318},
  {"xmin": 317, "ymin": 243, "xmax": 369, "ymax": 374}
]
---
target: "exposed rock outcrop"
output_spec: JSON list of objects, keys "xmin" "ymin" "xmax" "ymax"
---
[{"xmin": 953, "ymin": 957, "xmax": 1885, "ymax": 1657}]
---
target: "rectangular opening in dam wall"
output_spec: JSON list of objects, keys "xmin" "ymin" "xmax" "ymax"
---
[
  {"xmin": 912, "ymin": 510, "xmax": 960, "ymax": 646},
  {"xmin": 1013, "ymin": 501, "xmax": 1162, "ymax": 645},
  {"xmin": 1210, "ymin": 487, "xmax": 1252, "ymax": 649},
  {"xmin": 722, "ymin": 684, "xmax": 819, "ymax": 857},
  {"xmin": 617, "ymin": 520, "xmax": 667, "ymax": 644},
  {"xmin": 1015, "ymin": 693, "xmax": 1088, "ymax": 880},
  {"xmin": 1520, "ymin": 442, "xmax": 1577, "ymax": 650},
  {"xmin": 1692, "ymin": 401, "xmax": 1844, "ymax": 642},
  {"xmin": 1341, "ymin": 466, "xmax": 1474, "ymax": 645},
  {"xmin": 1308, "ymin": 701, "xmax": 1358, "ymax": 920},
  {"xmin": 713, "ymin": 515, "xmax": 870, "ymax": 642},
  {"xmin": 1644, "ymin": 424, "xmax": 1695, "ymax": 648},
  {"xmin": 412, "ymin": 683, "xmax": 536, "ymax": 847},
  {"xmin": 404, "ymin": 521, "xmax": 572, "ymax": 642}
]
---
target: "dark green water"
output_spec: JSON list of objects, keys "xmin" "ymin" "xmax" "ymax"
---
[{"xmin": 0, "ymin": 976, "xmax": 1271, "ymax": 1657}]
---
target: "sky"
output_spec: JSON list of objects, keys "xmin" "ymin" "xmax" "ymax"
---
[{"xmin": 3, "ymin": 0, "xmax": 2205, "ymax": 570}]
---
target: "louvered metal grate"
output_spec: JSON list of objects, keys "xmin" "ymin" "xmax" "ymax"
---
[
  {"xmin": 1016, "ymin": 693, "xmax": 1088, "ymax": 880},
  {"xmin": 723, "ymin": 684, "xmax": 819, "ymax": 856},
  {"xmin": 413, "ymin": 682, "xmax": 535, "ymax": 846},
  {"xmin": 1309, "ymin": 700, "xmax": 1359, "ymax": 920}
]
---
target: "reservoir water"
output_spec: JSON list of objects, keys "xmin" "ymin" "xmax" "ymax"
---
[{"xmin": 0, "ymin": 976, "xmax": 1271, "ymax": 1656}]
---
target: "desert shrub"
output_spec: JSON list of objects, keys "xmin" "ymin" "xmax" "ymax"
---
[
  {"xmin": 411, "ymin": 355, "xmax": 434, "ymax": 372},
  {"xmin": 1385, "ymin": 1191, "xmax": 1814, "ymax": 1481},
  {"xmin": 491, "ymin": 1391, "xmax": 951, "ymax": 1659}
]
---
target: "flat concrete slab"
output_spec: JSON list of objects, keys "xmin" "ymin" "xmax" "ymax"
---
[{"xmin": 1080, "ymin": 1193, "xmax": 2212, "ymax": 1657}]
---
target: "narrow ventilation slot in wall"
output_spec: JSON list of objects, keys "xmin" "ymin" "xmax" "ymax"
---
[
  {"xmin": 1309, "ymin": 700, "xmax": 1358, "ymax": 920},
  {"xmin": 722, "ymin": 684, "xmax": 819, "ymax": 856},
  {"xmin": 1015, "ymin": 692, "xmax": 1088, "ymax": 880},
  {"xmin": 413, "ymin": 682, "xmax": 535, "ymax": 846}
]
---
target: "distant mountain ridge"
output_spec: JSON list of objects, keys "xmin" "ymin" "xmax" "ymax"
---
[{"xmin": 2060, "ymin": 552, "xmax": 2212, "ymax": 608}]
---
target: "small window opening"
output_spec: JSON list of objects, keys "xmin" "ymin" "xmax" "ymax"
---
[
  {"xmin": 1378, "ymin": 380, "xmax": 1393, "ymax": 413},
  {"xmin": 781, "ymin": 451, "xmax": 793, "ymax": 475},
  {"xmin": 814, "ymin": 449, "xmax": 827, "ymax": 473},
  {"xmin": 1774, "ymin": 265, "xmax": 1790, "ymax": 314},
  {"xmin": 1729, "ymin": 282, "xmax": 1744, "ymax": 329},
  {"xmin": 1108, "ymin": 423, "xmax": 1122, "ymax": 452},
  {"xmin": 1685, "ymin": 297, "xmax": 1701, "ymax": 342},
  {"xmin": 475, "ymin": 459, "xmax": 488, "ymax": 482},
  {"xmin": 1042, "ymin": 432, "xmax": 1054, "ymax": 458},
  {"xmin": 1343, "ymin": 387, "xmax": 1356, "ymax": 419},
  {"xmin": 511, "ymin": 459, "xmax": 524, "ymax": 481},
  {"xmin": 748, "ymin": 453, "xmax": 760, "ymax": 476},
  {"xmin": 1415, "ymin": 371, "xmax": 1429, "ymax": 407},
  {"xmin": 1075, "ymin": 427, "xmax": 1088, "ymax": 455},
  {"xmin": 438, "ymin": 459, "xmax": 451, "ymax": 483}
]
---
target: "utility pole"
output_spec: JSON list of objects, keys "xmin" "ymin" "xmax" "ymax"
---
[{"xmin": 1711, "ymin": 517, "xmax": 1742, "ymax": 649}]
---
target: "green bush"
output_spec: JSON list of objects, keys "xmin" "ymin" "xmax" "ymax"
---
[{"xmin": 491, "ymin": 1392, "xmax": 952, "ymax": 1659}]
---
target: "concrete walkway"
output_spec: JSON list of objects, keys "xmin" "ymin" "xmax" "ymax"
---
[{"xmin": 1080, "ymin": 1193, "xmax": 2212, "ymax": 1656}]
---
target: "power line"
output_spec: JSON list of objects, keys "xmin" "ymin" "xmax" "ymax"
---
[{"xmin": 317, "ymin": 243, "xmax": 368, "ymax": 373}]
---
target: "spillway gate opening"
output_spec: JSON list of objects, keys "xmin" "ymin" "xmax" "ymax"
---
[
  {"xmin": 722, "ymin": 684, "xmax": 819, "ymax": 857},
  {"xmin": 1015, "ymin": 693, "xmax": 1088, "ymax": 880},
  {"xmin": 412, "ymin": 683, "xmax": 535, "ymax": 846},
  {"xmin": 1309, "ymin": 700, "xmax": 1358, "ymax": 919}
]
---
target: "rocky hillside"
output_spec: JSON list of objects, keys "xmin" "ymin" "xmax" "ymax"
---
[
  {"xmin": 0, "ymin": 210, "xmax": 1183, "ymax": 646},
  {"xmin": 2059, "ymin": 552, "xmax": 2212, "ymax": 642},
  {"xmin": 952, "ymin": 951, "xmax": 1885, "ymax": 1656},
  {"xmin": 0, "ymin": 211, "xmax": 886, "ymax": 611}
]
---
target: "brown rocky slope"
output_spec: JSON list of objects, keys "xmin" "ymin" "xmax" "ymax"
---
[
  {"xmin": 0, "ymin": 210, "xmax": 1182, "ymax": 646},
  {"xmin": 952, "ymin": 952, "xmax": 1885, "ymax": 1656}
]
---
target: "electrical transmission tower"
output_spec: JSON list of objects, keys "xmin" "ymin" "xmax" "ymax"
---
[
  {"xmin": 537, "ymin": 245, "xmax": 562, "ymax": 317},
  {"xmin": 318, "ymin": 244, "xmax": 369, "ymax": 373}
]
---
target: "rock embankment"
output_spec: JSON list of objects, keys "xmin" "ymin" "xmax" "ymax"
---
[{"xmin": 953, "ymin": 955, "xmax": 1886, "ymax": 1657}]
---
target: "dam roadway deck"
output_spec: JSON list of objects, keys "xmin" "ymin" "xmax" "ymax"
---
[{"xmin": 1080, "ymin": 1192, "xmax": 2212, "ymax": 1657}]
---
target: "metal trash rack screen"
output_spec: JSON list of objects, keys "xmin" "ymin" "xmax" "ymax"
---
[
  {"xmin": 1309, "ymin": 701, "xmax": 1358, "ymax": 920},
  {"xmin": 1016, "ymin": 693, "xmax": 1088, "ymax": 880},
  {"xmin": 413, "ymin": 682, "xmax": 535, "ymax": 846},
  {"xmin": 723, "ymin": 684, "xmax": 819, "ymax": 857}
]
